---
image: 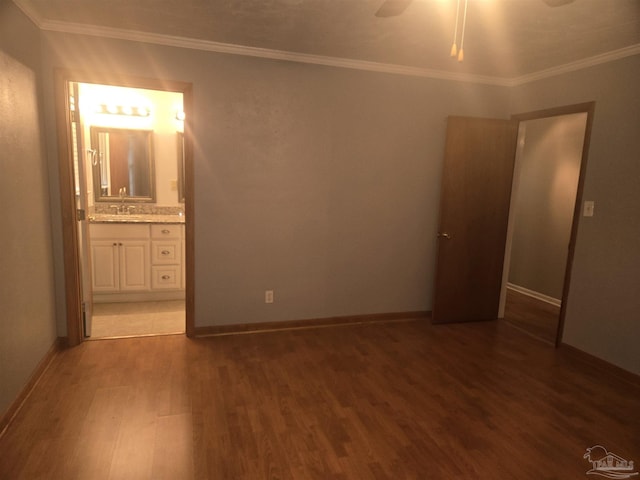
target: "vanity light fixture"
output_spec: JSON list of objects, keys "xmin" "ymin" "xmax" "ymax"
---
[{"xmin": 96, "ymin": 103, "xmax": 151, "ymax": 117}]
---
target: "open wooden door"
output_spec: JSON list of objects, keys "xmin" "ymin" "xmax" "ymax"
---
[
  {"xmin": 70, "ymin": 82, "xmax": 94, "ymax": 337},
  {"xmin": 432, "ymin": 116, "xmax": 518, "ymax": 323}
]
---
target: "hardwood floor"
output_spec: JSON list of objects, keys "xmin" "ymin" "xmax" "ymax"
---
[
  {"xmin": 1, "ymin": 319, "xmax": 638, "ymax": 479},
  {"xmin": 503, "ymin": 288, "xmax": 560, "ymax": 344}
]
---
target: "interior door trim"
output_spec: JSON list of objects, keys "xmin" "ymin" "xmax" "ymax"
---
[
  {"xmin": 509, "ymin": 101, "xmax": 596, "ymax": 347},
  {"xmin": 54, "ymin": 69, "xmax": 195, "ymax": 346}
]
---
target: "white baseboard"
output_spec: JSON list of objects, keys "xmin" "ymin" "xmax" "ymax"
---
[{"xmin": 507, "ymin": 283, "xmax": 561, "ymax": 307}]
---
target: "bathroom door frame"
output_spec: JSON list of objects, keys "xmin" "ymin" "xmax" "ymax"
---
[{"xmin": 54, "ymin": 69, "xmax": 195, "ymax": 346}]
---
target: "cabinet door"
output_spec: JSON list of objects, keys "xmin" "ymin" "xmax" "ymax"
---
[
  {"xmin": 119, "ymin": 240, "xmax": 150, "ymax": 291},
  {"xmin": 91, "ymin": 241, "xmax": 119, "ymax": 292}
]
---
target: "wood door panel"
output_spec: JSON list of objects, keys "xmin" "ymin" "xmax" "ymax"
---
[{"xmin": 433, "ymin": 116, "xmax": 518, "ymax": 323}]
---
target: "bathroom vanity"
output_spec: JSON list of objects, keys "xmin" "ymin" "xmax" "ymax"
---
[{"xmin": 89, "ymin": 214, "xmax": 185, "ymax": 303}]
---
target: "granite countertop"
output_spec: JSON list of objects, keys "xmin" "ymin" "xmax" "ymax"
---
[{"xmin": 89, "ymin": 213, "xmax": 185, "ymax": 224}]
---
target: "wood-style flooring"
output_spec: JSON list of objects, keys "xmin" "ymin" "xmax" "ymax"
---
[
  {"xmin": 503, "ymin": 288, "xmax": 560, "ymax": 344},
  {"xmin": 1, "ymin": 319, "xmax": 638, "ymax": 479}
]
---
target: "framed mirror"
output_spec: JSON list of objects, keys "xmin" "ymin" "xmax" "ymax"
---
[{"xmin": 91, "ymin": 126, "xmax": 156, "ymax": 202}]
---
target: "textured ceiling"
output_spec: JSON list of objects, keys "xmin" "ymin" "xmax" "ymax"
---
[{"xmin": 15, "ymin": 0, "xmax": 640, "ymax": 79}]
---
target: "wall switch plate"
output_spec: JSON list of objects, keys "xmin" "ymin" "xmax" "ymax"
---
[
  {"xmin": 265, "ymin": 290, "xmax": 274, "ymax": 304},
  {"xmin": 170, "ymin": 179, "xmax": 178, "ymax": 191},
  {"xmin": 583, "ymin": 200, "xmax": 595, "ymax": 217}
]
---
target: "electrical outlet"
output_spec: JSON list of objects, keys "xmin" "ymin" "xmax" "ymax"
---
[
  {"xmin": 170, "ymin": 179, "xmax": 178, "ymax": 191},
  {"xmin": 583, "ymin": 200, "xmax": 595, "ymax": 217},
  {"xmin": 265, "ymin": 290, "xmax": 274, "ymax": 304}
]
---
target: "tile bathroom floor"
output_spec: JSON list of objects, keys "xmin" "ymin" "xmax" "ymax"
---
[{"xmin": 90, "ymin": 300, "xmax": 185, "ymax": 338}]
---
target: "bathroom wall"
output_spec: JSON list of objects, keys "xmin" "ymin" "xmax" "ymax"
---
[
  {"xmin": 78, "ymin": 84, "xmax": 184, "ymax": 208},
  {"xmin": 0, "ymin": 0, "xmax": 58, "ymax": 418}
]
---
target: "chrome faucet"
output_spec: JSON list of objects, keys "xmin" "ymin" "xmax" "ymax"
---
[
  {"xmin": 118, "ymin": 187, "xmax": 127, "ymax": 214},
  {"xmin": 108, "ymin": 188, "xmax": 133, "ymax": 215}
]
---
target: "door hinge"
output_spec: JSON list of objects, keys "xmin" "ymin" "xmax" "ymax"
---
[{"xmin": 77, "ymin": 208, "xmax": 86, "ymax": 221}]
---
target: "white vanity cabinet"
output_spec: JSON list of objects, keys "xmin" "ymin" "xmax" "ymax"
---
[
  {"xmin": 150, "ymin": 224, "xmax": 182, "ymax": 290},
  {"xmin": 90, "ymin": 224, "xmax": 151, "ymax": 293},
  {"xmin": 90, "ymin": 222, "xmax": 185, "ymax": 301}
]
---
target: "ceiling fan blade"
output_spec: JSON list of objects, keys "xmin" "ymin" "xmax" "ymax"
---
[
  {"xmin": 542, "ymin": 0, "xmax": 576, "ymax": 6},
  {"xmin": 375, "ymin": 0, "xmax": 413, "ymax": 18}
]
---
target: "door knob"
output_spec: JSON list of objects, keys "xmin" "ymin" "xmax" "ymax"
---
[{"xmin": 438, "ymin": 232, "xmax": 451, "ymax": 239}]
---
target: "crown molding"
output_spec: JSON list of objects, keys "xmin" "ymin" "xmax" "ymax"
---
[
  {"xmin": 12, "ymin": 0, "xmax": 639, "ymax": 88},
  {"xmin": 35, "ymin": 18, "xmax": 512, "ymax": 86},
  {"xmin": 12, "ymin": 0, "xmax": 44, "ymax": 27},
  {"xmin": 508, "ymin": 44, "xmax": 640, "ymax": 87}
]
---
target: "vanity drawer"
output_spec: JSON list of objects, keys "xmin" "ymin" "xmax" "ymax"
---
[
  {"xmin": 151, "ymin": 224, "xmax": 181, "ymax": 239},
  {"xmin": 90, "ymin": 224, "xmax": 149, "ymax": 239},
  {"xmin": 151, "ymin": 265, "xmax": 181, "ymax": 289},
  {"xmin": 151, "ymin": 241, "xmax": 181, "ymax": 264}
]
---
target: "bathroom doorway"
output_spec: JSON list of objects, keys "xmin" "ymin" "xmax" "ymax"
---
[{"xmin": 55, "ymin": 71, "xmax": 194, "ymax": 345}]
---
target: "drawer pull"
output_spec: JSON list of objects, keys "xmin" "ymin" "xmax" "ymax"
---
[
  {"xmin": 161, "ymin": 229, "xmax": 170, "ymax": 234},
  {"xmin": 161, "ymin": 250, "xmax": 171, "ymax": 255},
  {"xmin": 161, "ymin": 275, "xmax": 171, "ymax": 280}
]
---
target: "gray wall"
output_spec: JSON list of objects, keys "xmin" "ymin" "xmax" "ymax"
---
[
  {"xmin": 510, "ymin": 55, "xmax": 640, "ymax": 374},
  {"xmin": 40, "ymin": 32, "xmax": 510, "ymax": 330},
  {"xmin": 0, "ymin": 0, "xmax": 58, "ymax": 417},
  {"xmin": 508, "ymin": 113, "xmax": 586, "ymax": 299}
]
